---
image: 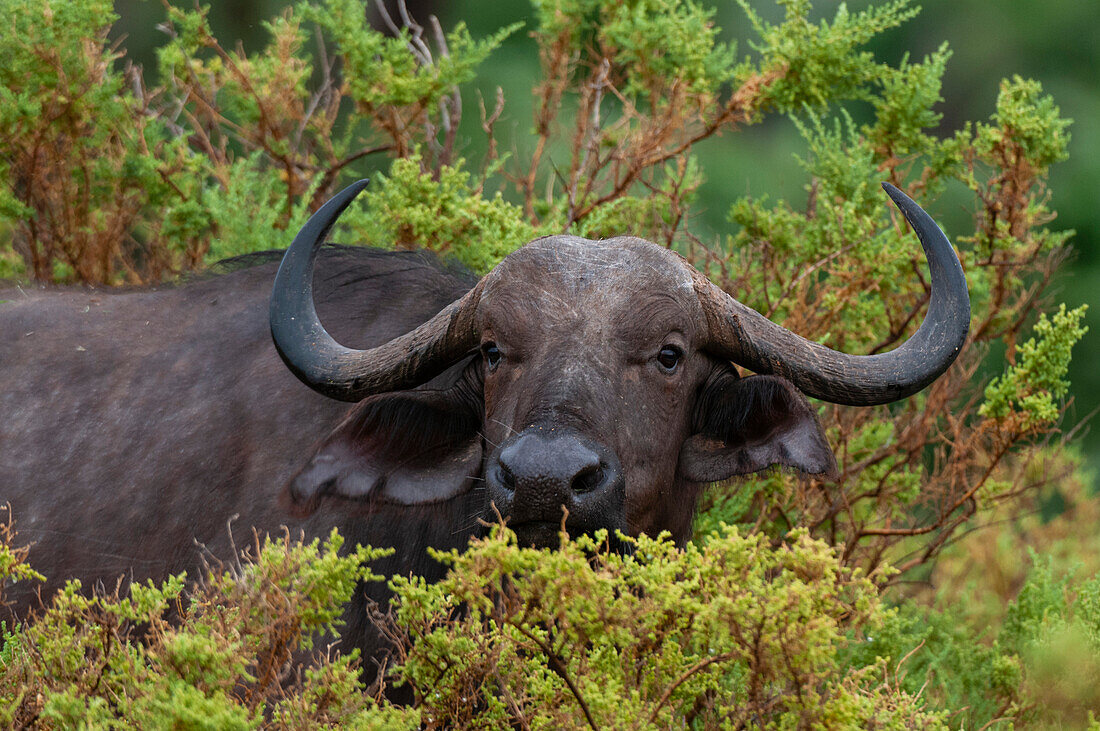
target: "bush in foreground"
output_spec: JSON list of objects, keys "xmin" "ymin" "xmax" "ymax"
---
[
  {"xmin": 6, "ymin": 518, "xmax": 1100, "ymax": 728},
  {"xmin": 3, "ymin": 516, "xmax": 948, "ymax": 729},
  {"xmin": 0, "ymin": 521, "xmax": 405, "ymax": 728}
]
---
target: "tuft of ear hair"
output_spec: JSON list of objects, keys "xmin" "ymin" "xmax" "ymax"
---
[{"xmin": 679, "ymin": 371, "xmax": 838, "ymax": 483}]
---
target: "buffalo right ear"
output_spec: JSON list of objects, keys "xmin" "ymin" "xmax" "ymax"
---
[
  {"xmin": 283, "ymin": 359, "xmax": 484, "ymax": 515},
  {"xmin": 678, "ymin": 370, "xmax": 838, "ymax": 483}
]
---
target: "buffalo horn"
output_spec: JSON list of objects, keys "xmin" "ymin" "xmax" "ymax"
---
[
  {"xmin": 694, "ymin": 183, "xmax": 970, "ymax": 406},
  {"xmin": 270, "ymin": 180, "xmax": 484, "ymax": 402}
]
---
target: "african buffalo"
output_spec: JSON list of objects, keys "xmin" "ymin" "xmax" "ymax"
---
[{"xmin": 1, "ymin": 181, "xmax": 968, "ymax": 668}]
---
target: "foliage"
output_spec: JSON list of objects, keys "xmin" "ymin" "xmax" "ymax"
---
[
  {"xmin": 694, "ymin": 69, "xmax": 1086, "ymax": 586},
  {"xmin": 2, "ymin": 519, "xmax": 947, "ymax": 728},
  {"xmin": 6, "ymin": 518, "xmax": 1100, "ymax": 728},
  {"xmin": 998, "ymin": 557, "xmax": 1100, "ymax": 728},
  {"xmin": 0, "ymin": 0, "xmax": 1094, "ymax": 726},
  {"xmin": 0, "ymin": 0, "xmax": 188, "ymax": 282},
  {"xmin": 839, "ymin": 554, "xmax": 1100, "ymax": 730},
  {"xmin": 981, "ymin": 303, "xmax": 1088, "ymax": 428},
  {"xmin": 381, "ymin": 524, "xmax": 949, "ymax": 728},
  {"xmin": 839, "ymin": 597, "xmax": 1020, "ymax": 728},
  {"xmin": 899, "ymin": 447, "xmax": 1100, "ymax": 728},
  {"xmin": 338, "ymin": 151, "xmax": 543, "ymax": 274},
  {"xmin": 0, "ymin": 506, "xmax": 45, "ymax": 606},
  {"xmin": 0, "ymin": 0, "xmax": 523, "ymax": 283},
  {"xmin": 0, "ymin": 526, "xmax": 408, "ymax": 729}
]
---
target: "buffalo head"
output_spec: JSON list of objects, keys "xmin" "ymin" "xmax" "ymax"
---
[{"xmin": 270, "ymin": 181, "xmax": 969, "ymax": 547}]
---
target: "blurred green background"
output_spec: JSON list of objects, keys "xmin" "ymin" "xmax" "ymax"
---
[{"xmin": 110, "ymin": 0, "xmax": 1099, "ymax": 468}]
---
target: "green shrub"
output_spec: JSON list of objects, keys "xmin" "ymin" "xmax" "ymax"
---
[
  {"xmin": 2, "ymin": 517, "xmax": 948, "ymax": 728},
  {"xmin": 382, "ymin": 524, "xmax": 947, "ymax": 728},
  {"xmin": 0, "ymin": 523, "xmax": 406, "ymax": 729},
  {"xmin": 841, "ymin": 555, "xmax": 1100, "ymax": 730}
]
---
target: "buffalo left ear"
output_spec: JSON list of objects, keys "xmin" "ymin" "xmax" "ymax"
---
[
  {"xmin": 679, "ymin": 371, "xmax": 838, "ymax": 483},
  {"xmin": 283, "ymin": 359, "xmax": 484, "ymax": 515}
]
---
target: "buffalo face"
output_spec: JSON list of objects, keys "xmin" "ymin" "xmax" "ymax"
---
[
  {"xmin": 473, "ymin": 236, "xmax": 834, "ymax": 545},
  {"xmin": 272, "ymin": 181, "xmax": 969, "ymax": 547}
]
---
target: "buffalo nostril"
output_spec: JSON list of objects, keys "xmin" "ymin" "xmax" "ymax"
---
[
  {"xmin": 571, "ymin": 464, "xmax": 604, "ymax": 494},
  {"xmin": 498, "ymin": 462, "xmax": 517, "ymax": 492}
]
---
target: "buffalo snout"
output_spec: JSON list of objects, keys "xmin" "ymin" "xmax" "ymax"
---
[{"xmin": 487, "ymin": 428, "xmax": 626, "ymax": 548}]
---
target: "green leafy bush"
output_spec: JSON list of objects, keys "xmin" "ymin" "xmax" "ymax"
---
[
  {"xmin": 2, "ymin": 516, "xmax": 948, "ymax": 728},
  {"xmin": 845, "ymin": 554, "xmax": 1100, "ymax": 730},
  {"xmin": 694, "ymin": 69, "xmax": 1086, "ymax": 589},
  {"xmin": 0, "ymin": 523, "xmax": 406, "ymax": 729},
  {"xmin": 0, "ymin": 0, "xmax": 189, "ymax": 282},
  {"xmin": 382, "ymin": 525, "xmax": 947, "ymax": 728}
]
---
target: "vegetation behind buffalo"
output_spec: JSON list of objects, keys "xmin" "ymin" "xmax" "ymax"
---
[{"xmin": 1, "ymin": 0, "xmax": 1095, "ymax": 726}]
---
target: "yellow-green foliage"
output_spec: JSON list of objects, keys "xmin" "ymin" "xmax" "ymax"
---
[
  {"xmin": 0, "ymin": 508, "xmax": 44, "ymax": 601},
  {"xmin": 0, "ymin": 0, "xmax": 523, "ymax": 283},
  {"xmin": 303, "ymin": 0, "xmax": 518, "ymax": 113},
  {"xmin": 0, "ymin": 0, "xmax": 190, "ymax": 282},
  {"xmin": 384, "ymin": 525, "xmax": 944, "ymax": 728},
  {"xmin": 338, "ymin": 153, "xmax": 544, "ymax": 275},
  {"xmin": 981, "ymin": 304, "xmax": 1089, "ymax": 428},
  {"xmin": 997, "ymin": 557, "xmax": 1100, "ymax": 728},
  {"xmin": 531, "ymin": 0, "xmax": 737, "ymax": 102},
  {"xmin": 2, "ymin": 523, "xmax": 948, "ymax": 729},
  {"xmin": 699, "ymin": 57, "xmax": 1087, "ymax": 604},
  {"xmin": 737, "ymin": 0, "xmax": 922, "ymax": 112},
  {"xmin": 0, "ymin": 529, "xmax": 409, "ymax": 729}
]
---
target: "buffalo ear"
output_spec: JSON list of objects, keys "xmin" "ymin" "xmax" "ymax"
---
[
  {"xmin": 284, "ymin": 360, "xmax": 483, "ymax": 515},
  {"xmin": 679, "ymin": 371, "xmax": 838, "ymax": 483}
]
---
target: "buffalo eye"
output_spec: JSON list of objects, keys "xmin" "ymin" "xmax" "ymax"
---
[
  {"xmin": 483, "ymin": 342, "xmax": 503, "ymax": 371},
  {"xmin": 656, "ymin": 345, "xmax": 683, "ymax": 373}
]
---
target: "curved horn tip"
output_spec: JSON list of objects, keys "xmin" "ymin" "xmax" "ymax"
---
[
  {"xmin": 309, "ymin": 178, "xmax": 371, "ymax": 222},
  {"xmin": 347, "ymin": 178, "xmax": 371, "ymax": 195},
  {"xmin": 881, "ymin": 180, "xmax": 905, "ymax": 205},
  {"xmin": 327, "ymin": 178, "xmax": 371, "ymax": 209},
  {"xmin": 270, "ymin": 178, "xmax": 372, "ymax": 396},
  {"xmin": 880, "ymin": 181, "xmax": 924, "ymax": 221},
  {"xmin": 703, "ymin": 181, "xmax": 969, "ymax": 406},
  {"xmin": 271, "ymin": 176, "xmax": 485, "ymax": 403},
  {"xmin": 281, "ymin": 178, "xmax": 371, "ymax": 258}
]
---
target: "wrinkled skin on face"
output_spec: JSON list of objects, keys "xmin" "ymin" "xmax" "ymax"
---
[
  {"xmin": 480, "ymin": 236, "xmax": 837, "ymax": 544},
  {"xmin": 478, "ymin": 237, "xmax": 709, "ymax": 542},
  {"xmin": 288, "ymin": 236, "xmax": 836, "ymax": 548}
]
